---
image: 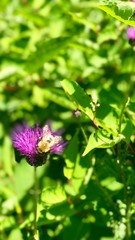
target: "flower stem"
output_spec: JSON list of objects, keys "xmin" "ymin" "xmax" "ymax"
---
[
  {"xmin": 33, "ymin": 166, "xmax": 38, "ymax": 239},
  {"xmin": 80, "ymin": 125, "xmax": 88, "ymax": 143}
]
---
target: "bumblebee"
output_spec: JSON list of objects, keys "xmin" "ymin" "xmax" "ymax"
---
[{"xmin": 37, "ymin": 125, "xmax": 62, "ymax": 154}]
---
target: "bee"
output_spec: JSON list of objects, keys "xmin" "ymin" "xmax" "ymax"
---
[{"xmin": 37, "ymin": 125, "xmax": 62, "ymax": 154}]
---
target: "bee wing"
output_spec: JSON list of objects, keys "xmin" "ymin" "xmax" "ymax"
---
[
  {"xmin": 43, "ymin": 125, "xmax": 49, "ymax": 134},
  {"xmin": 52, "ymin": 136, "xmax": 62, "ymax": 145}
]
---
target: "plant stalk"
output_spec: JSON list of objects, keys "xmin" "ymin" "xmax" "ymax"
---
[{"xmin": 33, "ymin": 166, "xmax": 38, "ymax": 239}]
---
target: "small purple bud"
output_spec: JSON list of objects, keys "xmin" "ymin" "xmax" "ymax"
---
[{"xmin": 72, "ymin": 109, "xmax": 81, "ymax": 118}]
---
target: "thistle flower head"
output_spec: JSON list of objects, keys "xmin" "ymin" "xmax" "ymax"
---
[{"xmin": 10, "ymin": 121, "xmax": 68, "ymax": 167}]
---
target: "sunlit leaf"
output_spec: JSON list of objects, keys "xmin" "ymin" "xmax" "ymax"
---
[
  {"xmin": 99, "ymin": 1, "xmax": 135, "ymax": 27},
  {"xmin": 41, "ymin": 185, "xmax": 67, "ymax": 206},
  {"xmin": 64, "ymin": 132, "xmax": 78, "ymax": 179},
  {"xmin": 83, "ymin": 129, "xmax": 125, "ymax": 156},
  {"xmin": 101, "ymin": 177, "xmax": 124, "ymax": 191},
  {"xmin": 61, "ymin": 79, "xmax": 94, "ymax": 120}
]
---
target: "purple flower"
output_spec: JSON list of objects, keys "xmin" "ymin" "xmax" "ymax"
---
[
  {"xmin": 127, "ymin": 26, "xmax": 135, "ymax": 40},
  {"xmin": 10, "ymin": 121, "xmax": 68, "ymax": 167},
  {"xmin": 127, "ymin": 26, "xmax": 135, "ymax": 46}
]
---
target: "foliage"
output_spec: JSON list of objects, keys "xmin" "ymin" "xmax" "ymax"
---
[{"xmin": 0, "ymin": 0, "xmax": 135, "ymax": 240}]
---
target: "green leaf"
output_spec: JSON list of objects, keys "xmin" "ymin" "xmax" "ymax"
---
[
  {"xmin": 121, "ymin": 119, "xmax": 134, "ymax": 142},
  {"xmin": 83, "ymin": 129, "xmax": 125, "ymax": 156},
  {"xmin": 38, "ymin": 200, "xmax": 76, "ymax": 225},
  {"xmin": 61, "ymin": 79, "xmax": 119, "ymax": 135},
  {"xmin": 98, "ymin": 1, "xmax": 135, "ymax": 27},
  {"xmin": 26, "ymin": 37, "xmax": 71, "ymax": 73},
  {"xmin": 70, "ymin": 154, "xmax": 93, "ymax": 194},
  {"xmin": 61, "ymin": 79, "xmax": 94, "ymax": 120},
  {"xmin": 127, "ymin": 101, "xmax": 135, "ymax": 126},
  {"xmin": 2, "ymin": 136, "xmax": 13, "ymax": 176},
  {"xmin": 64, "ymin": 132, "xmax": 78, "ymax": 179},
  {"xmin": 39, "ymin": 181, "xmax": 104, "ymax": 226},
  {"xmin": 0, "ymin": 66, "xmax": 25, "ymax": 82},
  {"xmin": 96, "ymin": 104, "xmax": 119, "ymax": 132},
  {"xmin": 41, "ymin": 185, "xmax": 67, "ymax": 206},
  {"xmin": 64, "ymin": 132, "xmax": 93, "ymax": 194},
  {"xmin": 8, "ymin": 228, "xmax": 23, "ymax": 240},
  {"xmin": 101, "ymin": 177, "xmax": 124, "ymax": 191},
  {"xmin": 0, "ymin": 216, "xmax": 16, "ymax": 231},
  {"xmin": 14, "ymin": 161, "xmax": 36, "ymax": 200}
]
